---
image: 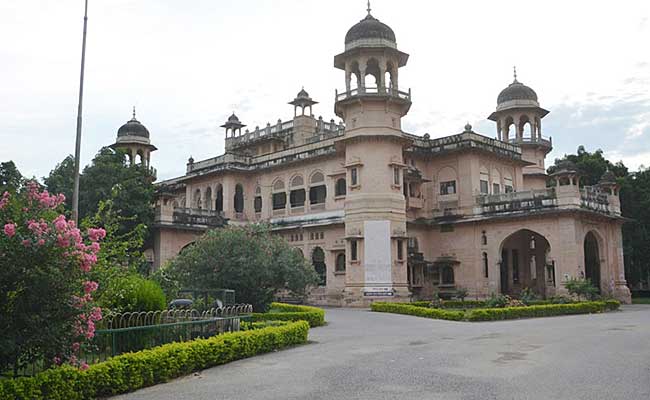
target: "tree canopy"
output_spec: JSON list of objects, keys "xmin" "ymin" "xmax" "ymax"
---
[
  {"xmin": 0, "ymin": 161, "xmax": 23, "ymax": 193},
  {"xmin": 163, "ymin": 225, "xmax": 319, "ymax": 311}
]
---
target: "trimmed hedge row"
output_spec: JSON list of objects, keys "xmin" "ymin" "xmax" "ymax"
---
[
  {"xmin": 370, "ymin": 302, "xmax": 465, "ymax": 321},
  {"xmin": 0, "ymin": 321, "xmax": 309, "ymax": 400},
  {"xmin": 466, "ymin": 300, "xmax": 620, "ymax": 321},
  {"xmin": 405, "ymin": 300, "xmax": 489, "ymax": 309},
  {"xmin": 251, "ymin": 302, "xmax": 326, "ymax": 327},
  {"xmin": 371, "ymin": 300, "xmax": 620, "ymax": 322}
]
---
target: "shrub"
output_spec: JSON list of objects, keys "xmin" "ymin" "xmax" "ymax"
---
[
  {"xmin": 465, "ymin": 301, "xmax": 620, "ymax": 321},
  {"xmin": 251, "ymin": 302, "xmax": 325, "ymax": 327},
  {"xmin": 564, "ymin": 278, "xmax": 600, "ymax": 301},
  {"xmin": 454, "ymin": 287, "xmax": 469, "ymax": 301},
  {"xmin": 520, "ymin": 287, "xmax": 539, "ymax": 305},
  {"xmin": 485, "ymin": 293, "xmax": 508, "ymax": 308},
  {"xmin": 97, "ymin": 274, "xmax": 166, "ymax": 313},
  {"xmin": 371, "ymin": 302, "xmax": 465, "ymax": 321},
  {"xmin": 0, "ymin": 182, "xmax": 105, "ymax": 374},
  {"xmin": 0, "ymin": 321, "xmax": 309, "ymax": 400}
]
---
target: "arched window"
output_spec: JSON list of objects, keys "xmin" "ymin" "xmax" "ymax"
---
[
  {"xmin": 234, "ymin": 184, "xmax": 244, "ymax": 213},
  {"xmin": 290, "ymin": 175, "xmax": 305, "ymax": 208},
  {"xmin": 254, "ymin": 186, "xmax": 262, "ymax": 213},
  {"xmin": 272, "ymin": 179, "xmax": 286, "ymax": 210},
  {"xmin": 312, "ymin": 247, "xmax": 326, "ymax": 286},
  {"xmin": 205, "ymin": 187, "xmax": 212, "ymax": 210},
  {"xmin": 482, "ymin": 252, "xmax": 488, "ymax": 278},
  {"xmin": 194, "ymin": 188, "xmax": 202, "ymax": 209},
  {"xmin": 335, "ymin": 253, "xmax": 346, "ymax": 273},
  {"xmin": 309, "ymin": 172, "xmax": 327, "ymax": 205},
  {"xmin": 441, "ymin": 266, "xmax": 455, "ymax": 285},
  {"xmin": 215, "ymin": 184, "xmax": 223, "ymax": 212},
  {"xmin": 335, "ymin": 178, "xmax": 346, "ymax": 196}
]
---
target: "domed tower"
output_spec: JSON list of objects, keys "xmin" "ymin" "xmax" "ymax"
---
[
  {"xmin": 111, "ymin": 107, "xmax": 157, "ymax": 167},
  {"xmin": 488, "ymin": 69, "xmax": 552, "ymax": 189},
  {"xmin": 334, "ymin": 4, "xmax": 412, "ymax": 305}
]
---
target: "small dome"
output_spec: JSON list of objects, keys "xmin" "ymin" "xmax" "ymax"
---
[
  {"xmin": 227, "ymin": 113, "xmax": 241, "ymax": 123},
  {"xmin": 464, "ymin": 123, "xmax": 473, "ymax": 132},
  {"xmin": 117, "ymin": 117, "xmax": 149, "ymax": 138},
  {"xmin": 600, "ymin": 169, "xmax": 616, "ymax": 184},
  {"xmin": 345, "ymin": 14, "xmax": 396, "ymax": 45},
  {"xmin": 296, "ymin": 88, "xmax": 310, "ymax": 99},
  {"xmin": 497, "ymin": 80, "xmax": 538, "ymax": 105}
]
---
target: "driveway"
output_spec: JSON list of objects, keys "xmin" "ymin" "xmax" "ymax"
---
[{"xmin": 115, "ymin": 305, "xmax": 650, "ymax": 400}]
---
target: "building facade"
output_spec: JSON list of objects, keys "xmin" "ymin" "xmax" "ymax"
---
[{"xmin": 140, "ymin": 9, "xmax": 631, "ymax": 306}]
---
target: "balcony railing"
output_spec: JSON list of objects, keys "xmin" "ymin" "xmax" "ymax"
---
[
  {"xmin": 335, "ymin": 86, "xmax": 411, "ymax": 102},
  {"xmin": 580, "ymin": 187, "xmax": 610, "ymax": 213},
  {"xmin": 475, "ymin": 188, "xmax": 557, "ymax": 214},
  {"xmin": 171, "ymin": 208, "xmax": 226, "ymax": 227},
  {"xmin": 508, "ymin": 136, "xmax": 552, "ymax": 148}
]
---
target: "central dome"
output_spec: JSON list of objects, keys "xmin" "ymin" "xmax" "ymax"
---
[
  {"xmin": 345, "ymin": 13, "xmax": 396, "ymax": 45},
  {"xmin": 497, "ymin": 80, "xmax": 538, "ymax": 105}
]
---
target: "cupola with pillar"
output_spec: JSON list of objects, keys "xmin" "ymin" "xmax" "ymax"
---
[
  {"xmin": 110, "ymin": 107, "xmax": 157, "ymax": 168},
  {"xmin": 488, "ymin": 68, "xmax": 552, "ymax": 189},
  {"xmin": 334, "ymin": 2, "xmax": 412, "ymax": 305}
]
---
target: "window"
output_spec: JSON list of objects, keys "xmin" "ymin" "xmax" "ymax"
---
[
  {"xmin": 504, "ymin": 176, "xmax": 514, "ymax": 193},
  {"xmin": 397, "ymin": 239, "xmax": 404, "ymax": 260},
  {"xmin": 480, "ymin": 179, "xmax": 489, "ymax": 194},
  {"xmin": 483, "ymin": 252, "xmax": 489, "ymax": 278},
  {"xmin": 254, "ymin": 196, "xmax": 262, "ymax": 212},
  {"xmin": 234, "ymin": 184, "xmax": 244, "ymax": 213},
  {"xmin": 312, "ymin": 247, "xmax": 326, "ymax": 286},
  {"xmin": 441, "ymin": 266, "xmax": 455, "ymax": 285},
  {"xmin": 272, "ymin": 192, "xmax": 286, "ymax": 210},
  {"xmin": 505, "ymin": 184, "xmax": 514, "ymax": 193},
  {"xmin": 492, "ymin": 183, "xmax": 500, "ymax": 195},
  {"xmin": 350, "ymin": 240, "xmax": 358, "ymax": 261},
  {"xmin": 440, "ymin": 224, "xmax": 454, "ymax": 233},
  {"xmin": 290, "ymin": 188, "xmax": 306, "ymax": 208},
  {"xmin": 335, "ymin": 253, "xmax": 346, "ymax": 272},
  {"xmin": 351, "ymin": 168, "xmax": 358, "ymax": 186},
  {"xmin": 481, "ymin": 230, "xmax": 487, "ymax": 245},
  {"xmin": 335, "ymin": 178, "xmax": 346, "ymax": 196},
  {"xmin": 309, "ymin": 185, "xmax": 326, "ymax": 205},
  {"xmin": 393, "ymin": 167, "xmax": 400, "ymax": 185},
  {"xmin": 440, "ymin": 181, "xmax": 456, "ymax": 195},
  {"xmin": 512, "ymin": 249, "xmax": 519, "ymax": 283},
  {"xmin": 215, "ymin": 185, "xmax": 223, "ymax": 212}
]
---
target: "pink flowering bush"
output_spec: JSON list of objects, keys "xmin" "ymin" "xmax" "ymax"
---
[{"xmin": 0, "ymin": 182, "xmax": 105, "ymax": 376}]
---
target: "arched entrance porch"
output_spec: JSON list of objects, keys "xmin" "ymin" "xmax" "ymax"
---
[
  {"xmin": 584, "ymin": 231, "xmax": 601, "ymax": 293},
  {"xmin": 499, "ymin": 229, "xmax": 552, "ymax": 298}
]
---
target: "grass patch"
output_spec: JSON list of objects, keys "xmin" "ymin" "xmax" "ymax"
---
[{"xmin": 632, "ymin": 297, "xmax": 650, "ymax": 304}]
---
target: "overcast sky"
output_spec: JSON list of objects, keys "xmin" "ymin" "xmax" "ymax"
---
[{"xmin": 1, "ymin": 0, "xmax": 649, "ymax": 181}]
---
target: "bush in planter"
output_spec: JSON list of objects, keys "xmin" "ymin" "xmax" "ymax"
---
[
  {"xmin": 371, "ymin": 302, "xmax": 464, "ymax": 321},
  {"xmin": 564, "ymin": 278, "xmax": 600, "ymax": 301},
  {"xmin": 97, "ymin": 274, "xmax": 166, "ymax": 313},
  {"xmin": 251, "ymin": 302, "xmax": 325, "ymax": 327}
]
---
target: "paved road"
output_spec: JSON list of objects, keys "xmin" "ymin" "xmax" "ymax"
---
[{"xmin": 115, "ymin": 305, "xmax": 650, "ymax": 400}]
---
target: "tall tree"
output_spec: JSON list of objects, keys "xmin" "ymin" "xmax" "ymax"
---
[
  {"xmin": 0, "ymin": 161, "xmax": 23, "ymax": 193},
  {"xmin": 43, "ymin": 155, "xmax": 75, "ymax": 211}
]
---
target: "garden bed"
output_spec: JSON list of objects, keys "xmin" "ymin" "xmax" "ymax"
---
[
  {"xmin": 251, "ymin": 302, "xmax": 326, "ymax": 327},
  {"xmin": 371, "ymin": 300, "xmax": 620, "ymax": 322},
  {"xmin": 0, "ymin": 320, "xmax": 309, "ymax": 400}
]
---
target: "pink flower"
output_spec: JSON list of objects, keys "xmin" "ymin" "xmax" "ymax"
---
[
  {"xmin": 87, "ymin": 228, "xmax": 106, "ymax": 242},
  {"xmin": 53, "ymin": 215, "xmax": 67, "ymax": 232},
  {"xmin": 71, "ymin": 342, "xmax": 81, "ymax": 352},
  {"xmin": 90, "ymin": 307, "xmax": 102, "ymax": 321},
  {"xmin": 37, "ymin": 239, "xmax": 45, "ymax": 246},
  {"xmin": 3, "ymin": 223, "xmax": 16, "ymax": 238},
  {"xmin": 83, "ymin": 281, "xmax": 99, "ymax": 294},
  {"xmin": 0, "ymin": 192, "xmax": 9, "ymax": 209},
  {"xmin": 80, "ymin": 362, "xmax": 89, "ymax": 371},
  {"xmin": 21, "ymin": 239, "xmax": 31, "ymax": 247},
  {"xmin": 53, "ymin": 356, "xmax": 61, "ymax": 365}
]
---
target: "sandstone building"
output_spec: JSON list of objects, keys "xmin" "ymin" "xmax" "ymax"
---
[{"xmin": 119, "ymin": 8, "xmax": 631, "ymax": 305}]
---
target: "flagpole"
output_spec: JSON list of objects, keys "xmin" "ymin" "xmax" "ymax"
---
[{"xmin": 72, "ymin": 0, "xmax": 89, "ymax": 224}]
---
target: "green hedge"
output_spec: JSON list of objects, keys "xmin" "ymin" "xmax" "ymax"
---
[
  {"xmin": 371, "ymin": 300, "xmax": 620, "ymax": 322},
  {"xmin": 401, "ymin": 300, "xmax": 487, "ymax": 309},
  {"xmin": 370, "ymin": 302, "xmax": 465, "ymax": 321},
  {"xmin": 0, "ymin": 321, "xmax": 309, "ymax": 400},
  {"xmin": 466, "ymin": 300, "xmax": 620, "ymax": 321},
  {"xmin": 251, "ymin": 302, "xmax": 325, "ymax": 327}
]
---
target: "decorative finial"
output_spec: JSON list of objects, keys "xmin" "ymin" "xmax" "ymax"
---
[
  {"xmin": 464, "ymin": 122, "xmax": 472, "ymax": 132},
  {"xmin": 367, "ymin": 0, "xmax": 371, "ymax": 15},
  {"xmin": 132, "ymin": 106, "xmax": 136, "ymax": 119},
  {"xmin": 513, "ymin": 66, "xmax": 518, "ymax": 82}
]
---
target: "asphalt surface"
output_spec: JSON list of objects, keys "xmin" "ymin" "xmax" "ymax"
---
[{"xmin": 115, "ymin": 305, "xmax": 650, "ymax": 400}]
